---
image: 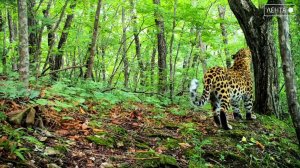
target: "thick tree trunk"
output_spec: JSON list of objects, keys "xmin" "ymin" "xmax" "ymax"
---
[
  {"xmin": 218, "ymin": 5, "xmax": 230, "ymax": 67},
  {"xmin": 121, "ymin": 2, "xmax": 129, "ymax": 87},
  {"xmin": 52, "ymin": 2, "xmax": 76, "ymax": 80},
  {"xmin": 277, "ymin": 2, "xmax": 300, "ymax": 146},
  {"xmin": 228, "ymin": 0, "xmax": 279, "ymax": 115},
  {"xmin": 86, "ymin": 0, "xmax": 102, "ymax": 79},
  {"xmin": 130, "ymin": 0, "xmax": 145, "ymax": 86},
  {"xmin": 153, "ymin": 0, "xmax": 167, "ymax": 94},
  {"xmin": 18, "ymin": 0, "xmax": 30, "ymax": 88}
]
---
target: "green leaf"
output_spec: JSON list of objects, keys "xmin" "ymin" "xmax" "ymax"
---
[{"xmin": 35, "ymin": 99, "xmax": 48, "ymax": 105}]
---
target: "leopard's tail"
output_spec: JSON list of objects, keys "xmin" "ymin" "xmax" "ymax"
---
[{"xmin": 189, "ymin": 78, "xmax": 211, "ymax": 106}]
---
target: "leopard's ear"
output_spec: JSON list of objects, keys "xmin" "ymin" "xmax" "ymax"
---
[{"xmin": 232, "ymin": 54, "xmax": 236, "ymax": 59}]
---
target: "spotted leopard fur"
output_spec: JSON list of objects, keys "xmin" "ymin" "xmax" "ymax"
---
[{"xmin": 190, "ymin": 48, "xmax": 256, "ymax": 130}]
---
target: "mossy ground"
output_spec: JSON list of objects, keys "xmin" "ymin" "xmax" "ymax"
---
[{"xmin": 0, "ymin": 94, "xmax": 299, "ymax": 168}]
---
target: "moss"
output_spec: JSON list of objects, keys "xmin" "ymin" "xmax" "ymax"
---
[
  {"xmin": 159, "ymin": 154, "xmax": 178, "ymax": 167},
  {"xmin": 135, "ymin": 151, "xmax": 179, "ymax": 168},
  {"xmin": 135, "ymin": 142, "xmax": 150, "ymax": 149},
  {"xmin": 86, "ymin": 135, "xmax": 115, "ymax": 148},
  {"xmin": 162, "ymin": 138, "xmax": 179, "ymax": 150}
]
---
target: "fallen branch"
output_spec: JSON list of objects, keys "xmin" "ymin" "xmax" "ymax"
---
[
  {"xmin": 38, "ymin": 65, "xmax": 87, "ymax": 78},
  {"xmin": 100, "ymin": 87, "xmax": 164, "ymax": 96}
]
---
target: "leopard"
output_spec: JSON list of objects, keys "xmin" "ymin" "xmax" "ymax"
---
[{"xmin": 189, "ymin": 48, "xmax": 256, "ymax": 130}]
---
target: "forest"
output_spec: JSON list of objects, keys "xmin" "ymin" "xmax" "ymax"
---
[{"xmin": 0, "ymin": 0, "xmax": 299, "ymax": 167}]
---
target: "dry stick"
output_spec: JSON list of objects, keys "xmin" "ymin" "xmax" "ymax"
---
[
  {"xmin": 38, "ymin": 65, "xmax": 86, "ymax": 78},
  {"xmin": 101, "ymin": 87, "xmax": 163, "ymax": 96}
]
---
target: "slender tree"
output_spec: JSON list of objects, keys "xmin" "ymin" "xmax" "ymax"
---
[
  {"xmin": 121, "ymin": 1, "xmax": 129, "ymax": 87},
  {"xmin": 218, "ymin": 5, "xmax": 230, "ymax": 67},
  {"xmin": 0, "ymin": 12, "xmax": 7, "ymax": 75},
  {"xmin": 130, "ymin": 0, "xmax": 145, "ymax": 86},
  {"xmin": 153, "ymin": 0, "xmax": 167, "ymax": 94},
  {"xmin": 228, "ymin": 0, "xmax": 279, "ymax": 115},
  {"xmin": 169, "ymin": 0, "xmax": 177, "ymax": 101},
  {"xmin": 27, "ymin": 0, "xmax": 38, "ymax": 64},
  {"xmin": 52, "ymin": 1, "xmax": 77, "ymax": 79},
  {"xmin": 277, "ymin": 2, "xmax": 300, "ymax": 146},
  {"xmin": 86, "ymin": 0, "xmax": 102, "ymax": 79},
  {"xmin": 18, "ymin": 0, "xmax": 30, "ymax": 88}
]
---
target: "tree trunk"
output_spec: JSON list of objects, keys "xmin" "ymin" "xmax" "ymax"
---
[
  {"xmin": 52, "ymin": 1, "xmax": 76, "ymax": 80},
  {"xmin": 150, "ymin": 45, "xmax": 156, "ymax": 87},
  {"xmin": 85, "ymin": 0, "xmax": 102, "ymax": 79},
  {"xmin": 228, "ymin": 0, "xmax": 279, "ymax": 115},
  {"xmin": 18, "ymin": 0, "xmax": 30, "ymax": 88},
  {"xmin": 7, "ymin": 10, "xmax": 18, "ymax": 71},
  {"xmin": 218, "ymin": 5, "xmax": 230, "ymax": 67},
  {"xmin": 27, "ymin": 0, "xmax": 38, "ymax": 64},
  {"xmin": 0, "ymin": 13, "xmax": 7, "ymax": 75},
  {"xmin": 277, "ymin": 2, "xmax": 300, "ymax": 146},
  {"xmin": 46, "ymin": 0, "xmax": 69, "ymax": 77},
  {"xmin": 121, "ymin": 2, "xmax": 129, "ymax": 87},
  {"xmin": 7, "ymin": 11, "xmax": 15, "ymax": 43},
  {"xmin": 130, "ymin": 0, "xmax": 145, "ymax": 86},
  {"xmin": 153, "ymin": 0, "xmax": 167, "ymax": 94},
  {"xmin": 169, "ymin": 0, "xmax": 177, "ymax": 101},
  {"xmin": 36, "ymin": 0, "xmax": 52, "ymax": 76}
]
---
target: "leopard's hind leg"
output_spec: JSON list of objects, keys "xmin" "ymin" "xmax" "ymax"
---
[
  {"xmin": 243, "ymin": 94, "xmax": 256, "ymax": 120},
  {"xmin": 210, "ymin": 91, "xmax": 221, "ymax": 127},
  {"xmin": 216, "ymin": 87, "xmax": 232, "ymax": 130}
]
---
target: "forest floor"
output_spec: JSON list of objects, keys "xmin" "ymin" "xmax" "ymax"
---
[{"xmin": 0, "ymin": 81, "xmax": 300, "ymax": 168}]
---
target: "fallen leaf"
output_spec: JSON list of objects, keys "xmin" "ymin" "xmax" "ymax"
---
[
  {"xmin": 79, "ymin": 107, "xmax": 86, "ymax": 114},
  {"xmin": 82, "ymin": 120, "xmax": 89, "ymax": 130},
  {"xmin": 39, "ymin": 136, "xmax": 48, "ymax": 142},
  {"xmin": 256, "ymin": 141, "xmax": 265, "ymax": 150},
  {"xmin": 0, "ymin": 136, "xmax": 8, "ymax": 143},
  {"xmin": 44, "ymin": 147, "xmax": 61, "ymax": 156},
  {"xmin": 179, "ymin": 143, "xmax": 191, "ymax": 149},
  {"xmin": 92, "ymin": 128, "xmax": 105, "ymax": 133},
  {"xmin": 241, "ymin": 136, "xmax": 247, "ymax": 143},
  {"xmin": 40, "ymin": 89, "xmax": 46, "ymax": 98},
  {"xmin": 117, "ymin": 141, "xmax": 124, "ymax": 147},
  {"xmin": 55, "ymin": 129, "xmax": 69, "ymax": 136}
]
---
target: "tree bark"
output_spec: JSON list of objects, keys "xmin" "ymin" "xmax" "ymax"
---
[
  {"xmin": 52, "ymin": 1, "xmax": 76, "ymax": 80},
  {"xmin": 121, "ymin": 2, "xmax": 129, "ymax": 87},
  {"xmin": 153, "ymin": 0, "xmax": 167, "ymax": 94},
  {"xmin": 130, "ymin": 0, "xmax": 145, "ymax": 86},
  {"xmin": 18, "ymin": 0, "xmax": 30, "ymax": 88},
  {"xmin": 277, "ymin": 2, "xmax": 300, "ymax": 146},
  {"xmin": 228, "ymin": 0, "xmax": 279, "ymax": 115},
  {"xmin": 218, "ymin": 5, "xmax": 230, "ymax": 67},
  {"xmin": 85, "ymin": 0, "xmax": 102, "ymax": 79}
]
